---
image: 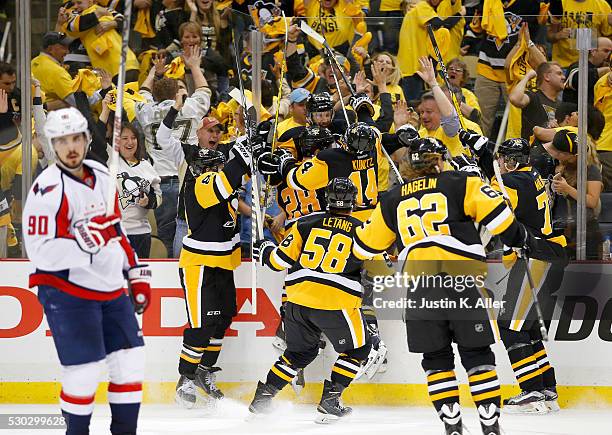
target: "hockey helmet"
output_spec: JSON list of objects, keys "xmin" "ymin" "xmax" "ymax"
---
[
  {"xmin": 307, "ymin": 92, "xmax": 334, "ymax": 114},
  {"xmin": 325, "ymin": 177, "xmax": 357, "ymax": 212},
  {"xmin": 188, "ymin": 148, "xmax": 226, "ymax": 177},
  {"xmin": 44, "ymin": 107, "xmax": 91, "ymax": 172},
  {"xmin": 498, "ymin": 137, "xmax": 530, "ymax": 166},
  {"xmin": 343, "ymin": 122, "xmax": 377, "ymax": 155},
  {"xmin": 296, "ymin": 126, "xmax": 335, "ymax": 158},
  {"xmin": 408, "ymin": 137, "xmax": 447, "ymax": 169}
]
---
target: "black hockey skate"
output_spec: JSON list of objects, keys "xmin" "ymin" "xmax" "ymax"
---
[
  {"xmin": 315, "ymin": 379, "xmax": 352, "ymax": 424},
  {"xmin": 248, "ymin": 381, "xmax": 279, "ymax": 414},
  {"xmin": 541, "ymin": 387, "xmax": 560, "ymax": 412},
  {"xmin": 478, "ymin": 403, "xmax": 501, "ymax": 435},
  {"xmin": 440, "ymin": 403, "xmax": 463, "ymax": 435},
  {"xmin": 175, "ymin": 375, "xmax": 196, "ymax": 409},
  {"xmin": 194, "ymin": 365, "xmax": 224, "ymax": 400},
  {"xmin": 503, "ymin": 390, "xmax": 547, "ymax": 414}
]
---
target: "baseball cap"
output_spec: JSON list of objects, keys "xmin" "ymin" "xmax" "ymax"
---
[
  {"xmin": 42, "ymin": 32, "xmax": 69, "ymax": 49},
  {"xmin": 289, "ymin": 88, "xmax": 311, "ymax": 104},
  {"xmin": 544, "ymin": 129, "xmax": 578, "ymax": 155},
  {"xmin": 199, "ymin": 117, "xmax": 221, "ymax": 130}
]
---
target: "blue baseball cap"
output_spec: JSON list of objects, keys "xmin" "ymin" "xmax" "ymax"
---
[{"xmin": 289, "ymin": 88, "xmax": 311, "ymax": 104}]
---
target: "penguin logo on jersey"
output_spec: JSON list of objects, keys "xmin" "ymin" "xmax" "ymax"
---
[{"xmin": 117, "ymin": 172, "xmax": 150, "ymax": 209}]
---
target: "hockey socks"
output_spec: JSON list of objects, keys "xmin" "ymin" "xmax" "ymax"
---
[
  {"xmin": 331, "ymin": 354, "xmax": 361, "ymax": 387},
  {"xmin": 468, "ymin": 366, "xmax": 501, "ymax": 432},
  {"xmin": 61, "ymin": 389, "xmax": 95, "ymax": 435},
  {"xmin": 426, "ymin": 370, "xmax": 461, "ymax": 428},
  {"xmin": 507, "ymin": 343, "xmax": 544, "ymax": 391},
  {"xmin": 179, "ymin": 339, "xmax": 223, "ymax": 377},
  {"xmin": 532, "ymin": 340, "xmax": 556, "ymax": 388},
  {"xmin": 266, "ymin": 355, "xmax": 298, "ymax": 390},
  {"xmin": 200, "ymin": 338, "xmax": 223, "ymax": 367}
]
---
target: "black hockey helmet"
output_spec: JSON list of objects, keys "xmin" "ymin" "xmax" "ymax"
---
[
  {"xmin": 307, "ymin": 92, "xmax": 334, "ymax": 114},
  {"xmin": 408, "ymin": 137, "xmax": 447, "ymax": 169},
  {"xmin": 296, "ymin": 126, "xmax": 335, "ymax": 158},
  {"xmin": 188, "ymin": 148, "xmax": 226, "ymax": 177},
  {"xmin": 343, "ymin": 122, "xmax": 377, "ymax": 155},
  {"xmin": 325, "ymin": 177, "xmax": 357, "ymax": 212},
  {"xmin": 498, "ymin": 137, "xmax": 530, "ymax": 166}
]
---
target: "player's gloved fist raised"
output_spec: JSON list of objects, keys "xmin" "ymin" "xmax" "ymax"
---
[
  {"xmin": 74, "ymin": 213, "xmax": 122, "ymax": 254},
  {"xmin": 349, "ymin": 92, "xmax": 375, "ymax": 117},
  {"xmin": 128, "ymin": 264, "xmax": 152, "ymax": 314},
  {"xmin": 253, "ymin": 239, "xmax": 276, "ymax": 266},
  {"xmin": 230, "ymin": 135, "xmax": 253, "ymax": 174},
  {"xmin": 513, "ymin": 223, "xmax": 533, "ymax": 259},
  {"xmin": 458, "ymin": 129, "xmax": 489, "ymax": 153},
  {"xmin": 397, "ymin": 124, "xmax": 419, "ymax": 148},
  {"xmin": 450, "ymin": 154, "xmax": 484, "ymax": 180},
  {"xmin": 251, "ymin": 135, "xmax": 271, "ymax": 162}
]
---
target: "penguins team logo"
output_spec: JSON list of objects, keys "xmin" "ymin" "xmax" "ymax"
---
[{"xmin": 117, "ymin": 172, "xmax": 150, "ymax": 209}]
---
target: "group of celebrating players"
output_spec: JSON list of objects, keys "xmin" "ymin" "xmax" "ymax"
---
[{"xmin": 22, "ymin": 47, "xmax": 571, "ymax": 435}]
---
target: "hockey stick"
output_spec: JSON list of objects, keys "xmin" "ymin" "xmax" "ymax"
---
[
  {"xmin": 261, "ymin": 12, "xmax": 289, "ymax": 218},
  {"xmin": 232, "ymin": 24, "xmax": 263, "ymax": 315},
  {"xmin": 299, "ymin": 21, "xmax": 404, "ymax": 185},
  {"xmin": 106, "ymin": 0, "xmax": 133, "ymax": 216},
  {"xmin": 491, "ymin": 106, "xmax": 548, "ymax": 341}
]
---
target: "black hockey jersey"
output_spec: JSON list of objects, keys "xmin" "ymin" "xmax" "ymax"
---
[
  {"xmin": 354, "ymin": 171, "xmax": 522, "ymax": 263},
  {"xmin": 178, "ymin": 157, "xmax": 247, "ymax": 270},
  {"xmin": 262, "ymin": 212, "xmax": 364, "ymax": 310}
]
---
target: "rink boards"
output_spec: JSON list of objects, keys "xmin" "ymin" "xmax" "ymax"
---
[{"xmin": 1, "ymin": 260, "xmax": 612, "ymax": 407}]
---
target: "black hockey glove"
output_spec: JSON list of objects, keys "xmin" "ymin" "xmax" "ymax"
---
[
  {"xmin": 450, "ymin": 154, "xmax": 485, "ymax": 180},
  {"xmin": 251, "ymin": 134, "xmax": 271, "ymax": 162},
  {"xmin": 397, "ymin": 124, "xmax": 420, "ymax": 149},
  {"xmin": 253, "ymin": 239, "xmax": 276, "ymax": 266},
  {"xmin": 349, "ymin": 92, "xmax": 375, "ymax": 117},
  {"xmin": 458, "ymin": 128, "xmax": 489, "ymax": 154},
  {"xmin": 230, "ymin": 135, "xmax": 253, "ymax": 174}
]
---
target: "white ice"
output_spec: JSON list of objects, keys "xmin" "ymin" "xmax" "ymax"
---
[{"xmin": 0, "ymin": 403, "xmax": 609, "ymax": 435}]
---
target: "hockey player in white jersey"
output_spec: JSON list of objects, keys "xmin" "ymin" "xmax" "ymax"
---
[
  {"xmin": 135, "ymin": 46, "xmax": 211, "ymax": 255},
  {"xmin": 23, "ymin": 107, "xmax": 151, "ymax": 435}
]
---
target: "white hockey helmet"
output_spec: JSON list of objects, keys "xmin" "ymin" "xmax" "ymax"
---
[{"xmin": 44, "ymin": 107, "xmax": 91, "ymax": 146}]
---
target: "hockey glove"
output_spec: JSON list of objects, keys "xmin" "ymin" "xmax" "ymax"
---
[
  {"xmin": 251, "ymin": 134, "xmax": 271, "ymax": 162},
  {"xmin": 450, "ymin": 155, "xmax": 485, "ymax": 180},
  {"xmin": 396, "ymin": 124, "xmax": 420, "ymax": 148},
  {"xmin": 349, "ymin": 92, "xmax": 375, "ymax": 117},
  {"xmin": 230, "ymin": 135, "xmax": 253, "ymax": 174},
  {"xmin": 74, "ymin": 214, "xmax": 122, "ymax": 254},
  {"xmin": 253, "ymin": 239, "xmax": 276, "ymax": 266},
  {"xmin": 458, "ymin": 128, "xmax": 489, "ymax": 153},
  {"xmin": 128, "ymin": 264, "xmax": 152, "ymax": 314}
]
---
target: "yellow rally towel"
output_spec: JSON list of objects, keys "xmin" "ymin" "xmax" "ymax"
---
[
  {"xmin": 138, "ymin": 49, "xmax": 157, "ymax": 85},
  {"xmin": 71, "ymin": 69, "xmax": 102, "ymax": 97},
  {"xmin": 538, "ymin": 2, "xmax": 549, "ymax": 25},
  {"xmin": 107, "ymin": 83, "xmax": 147, "ymax": 122},
  {"xmin": 506, "ymin": 33, "xmax": 529, "ymax": 85},
  {"xmin": 134, "ymin": 8, "xmax": 156, "ymax": 39},
  {"xmin": 482, "ymin": 0, "xmax": 507, "ymax": 42},
  {"xmin": 165, "ymin": 56, "xmax": 186, "ymax": 79},
  {"xmin": 351, "ymin": 31, "xmax": 372, "ymax": 66}
]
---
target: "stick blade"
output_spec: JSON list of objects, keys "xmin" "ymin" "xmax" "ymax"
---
[{"xmin": 300, "ymin": 21, "xmax": 325, "ymax": 45}]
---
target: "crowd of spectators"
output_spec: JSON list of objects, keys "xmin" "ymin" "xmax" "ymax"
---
[{"xmin": 0, "ymin": 0, "xmax": 611, "ymax": 260}]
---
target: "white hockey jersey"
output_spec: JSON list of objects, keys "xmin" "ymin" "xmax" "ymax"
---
[
  {"xmin": 23, "ymin": 160, "xmax": 138, "ymax": 300},
  {"xmin": 135, "ymin": 87, "xmax": 211, "ymax": 177},
  {"xmin": 113, "ymin": 152, "xmax": 162, "ymax": 235}
]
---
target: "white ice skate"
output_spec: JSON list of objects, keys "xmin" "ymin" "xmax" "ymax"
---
[
  {"xmin": 355, "ymin": 341, "xmax": 388, "ymax": 380},
  {"xmin": 541, "ymin": 387, "xmax": 560, "ymax": 412},
  {"xmin": 503, "ymin": 390, "xmax": 548, "ymax": 414}
]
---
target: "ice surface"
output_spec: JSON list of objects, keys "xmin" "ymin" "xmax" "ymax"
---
[{"xmin": 0, "ymin": 403, "xmax": 609, "ymax": 435}]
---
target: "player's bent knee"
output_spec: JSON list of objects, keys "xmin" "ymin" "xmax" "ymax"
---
[
  {"xmin": 60, "ymin": 360, "xmax": 104, "ymax": 415},
  {"xmin": 499, "ymin": 327, "xmax": 531, "ymax": 348},
  {"xmin": 213, "ymin": 315, "xmax": 233, "ymax": 337},
  {"xmin": 344, "ymin": 343, "xmax": 372, "ymax": 362},
  {"xmin": 183, "ymin": 327, "xmax": 213, "ymax": 347},
  {"xmin": 422, "ymin": 345, "xmax": 454, "ymax": 372},
  {"xmin": 284, "ymin": 348, "xmax": 319, "ymax": 368},
  {"xmin": 458, "ymin": 345, "xmax": 495, "ymax": 372}
]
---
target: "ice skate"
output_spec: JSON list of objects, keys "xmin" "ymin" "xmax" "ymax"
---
[
  {"xmin": 175, "ymin": 375, "xmax": 196, "ymax": 409},
  {"xmin": 272, "ymin": 323, "xmax": 287, "ymax": 352},
  {"xmin": 194, "ymin": 365, "xmax": 224, "ymax": 400},
  {"xmin": 502, "ymin": 390, "xmax": 547, "ymax": 414},
  {"xmin": 440, "ymin": 402, "xmax": 463, "ymax": 435},
  {"xmin": 291, "ymin": 368, "xmax": 305, "ymax": 395},
  {"xmin": 541, "ymin": 387, "xmax": 560, "ymax": 412},
  {"xmin": 355, "ymin": 340, "xmax": 388, "ymax": 380},
  {"xmin": 248, "ymin": 381, "xmax": 279, "ymax": 415},
  {"xmin": 478, "ymin": 403, "xmax": 502, "ymax": 435},
  {"xmin": 315, "ymin": 379, "xmax": 352, "ymax": 424}
]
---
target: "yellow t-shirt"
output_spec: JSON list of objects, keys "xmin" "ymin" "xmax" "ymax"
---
[
  {"xmin": 419, "ymin": 117, "xmax": 482, "ymax": 157},
  {"xmin": 31, "ymin": 53, "xmax": 75, "ymax": 103},
  {"xmin": 552, "ymin": 0, "xmax": 612, "ymax": 68},
  {"xmin": 595, "ymin": 73, "xmax": 612, "ymax": 151},
  {"xmin": 380, "ymin": 0, "xmax": 402, "ymax": 12},
  {"xmin": 306, "ymin": 0, "xmax": 357, "ymax": 50},
  {"xmin": 398, "ymin": 0, "xmax": 438, "ymax": 77},
  {"xmin": 384, "ymin": 84, "xmax": 406, "ymax": 103},
  {"xmin": 64, "ymin": 5, "xmax": 139, "ymax": 77},
  {"xmin": 437, "ymin": 0, "xmax": 465, "ymax": 63}
]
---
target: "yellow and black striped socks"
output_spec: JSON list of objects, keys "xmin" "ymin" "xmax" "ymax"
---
[
  {"xmin": 532, "ymin": 340, "xmax": 556, "ymax": 388},
  {"xmin": 200, "ymin": 338, "xmax": 223, "ymax": 367},
  {"xmin": 468, "ymin": 366, "xmax": 501, "ymax": 427},
  {"xmin": 508, "ymin": 344, "xmax": 544, "ymax": 391},
  {"xmin": 331, "ymin": 354, "xmax": 362, "ymax": 387},
  {"xmin": 266, "ymin": 355, "xmax": 298, "ymax": 390},
  {"xmin": 179, "ymin": 344, "xmax": 204, "ymax": 376},
  {"xmin": 426, "ymin": 370, "xmax": 460, "ymax": 414}
]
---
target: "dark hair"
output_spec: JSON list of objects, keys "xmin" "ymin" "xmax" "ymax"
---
[
  {"xmin": 152, "ymin": 77, "xmax": 179, "ymax": 102},
  {"xmin": 536, "ymin": 62, "xmax": 561, "ymax": 87},
  {"xmin": 555, "ymin": 102, "xmax": 578, "ymax": 124},
  {"xmin": 587, "ymin": 106, "xmax": 605, "ymax": 141},
  {"xmin": 0, "ymin": 62, "xmax": 16, "ymax": 77},
  {"xmin": 120, "ymin": 122, "xmax": 147, "ymax": 161}
]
